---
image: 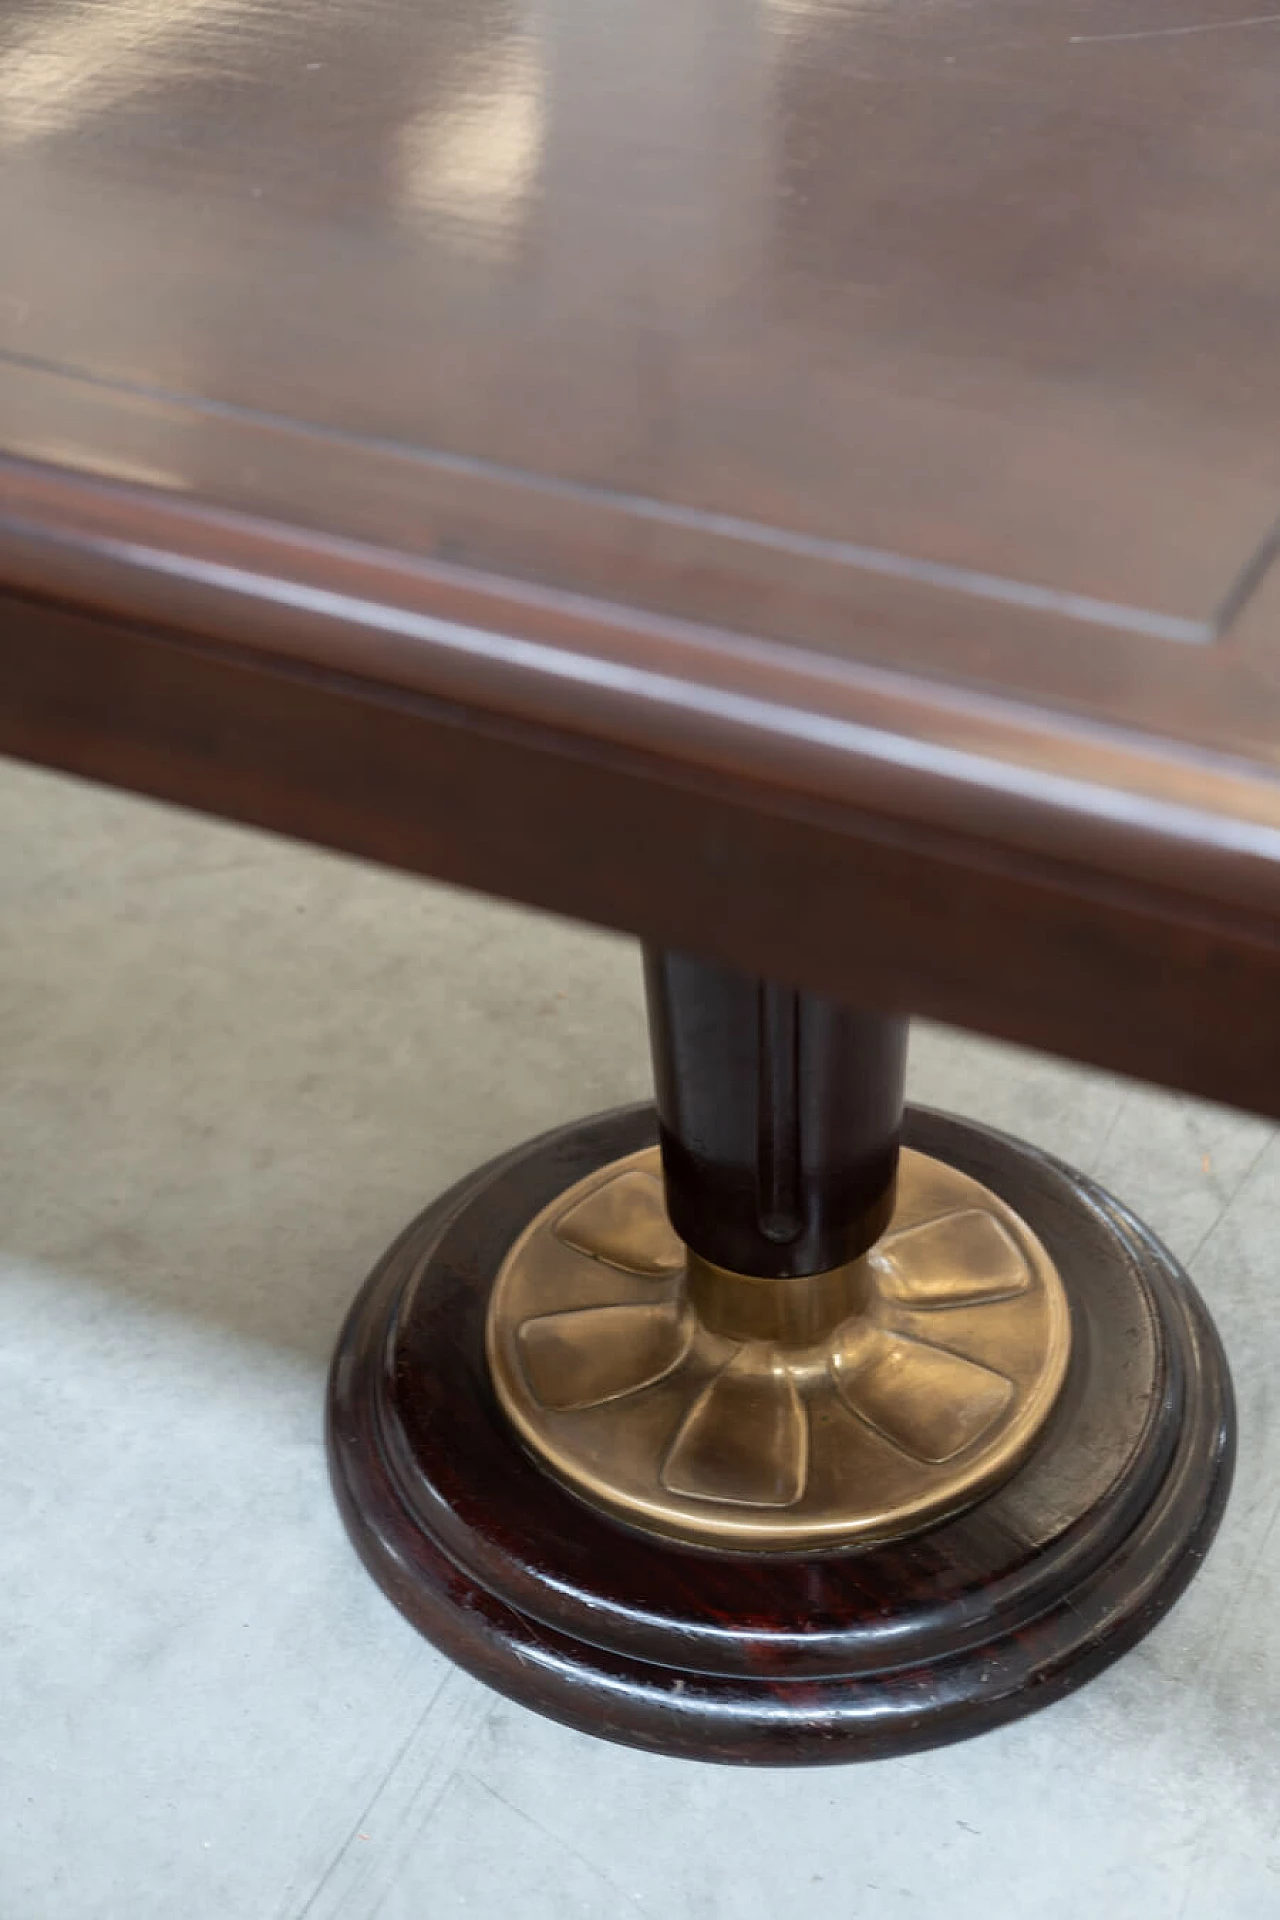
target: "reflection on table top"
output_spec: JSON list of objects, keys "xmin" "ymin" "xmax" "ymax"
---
[
  {"xmin": 2, "ymin": 0, "xmax": 1280, "ymax": 1098},
  {"xmin": 3, "ymin": 1, "xmax": 1280, "ymax": 636}
]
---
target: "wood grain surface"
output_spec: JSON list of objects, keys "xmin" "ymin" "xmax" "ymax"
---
[{"xmin": 2, "ymin": 0, "xmax": 1279, "ymax": 1105}]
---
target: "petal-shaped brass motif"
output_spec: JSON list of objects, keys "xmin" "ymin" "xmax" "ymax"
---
[
  {"xmin": 831, "ymin": 1326, "xmax": 1014, "ymax": 1463},
  {"xmin": 518, "ymin": 1301, "xmax": 691, "ymax": 1410},
  {"xmin": 661, "ymin": 1346, "xmax": 807, "ymax": 1507},
  {"xmin": 554, "ymin": 1170, "xmax": 685, "ymax": 1276},
  {"xmin": 875, "ymin": 1209, "xmax": 1029, "ymax": 1308}
]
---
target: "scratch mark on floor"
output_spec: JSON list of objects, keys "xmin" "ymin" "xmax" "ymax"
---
[
  {"xmin": 1182, "ymin": 1132, "xmax": 1275, "ymax": 1278},
  {"xmin": 1175, "ymin": 1842, "xmax": 1208, "ymax": 1920},
  {"xmin": 1240, "ymin": 1495, "xmax": 1280, "ymax": 1593},
  {"xmin": 290, "ymin": 1669, "xmax": 487, "ymax": 1920},
  {"xmin": 464, "ymin": 1774, "xmax": 658, "ymax": 1920},
  {"xmin": 1208, "ymin": 1491, "xmax": 1280, "ymax": 1672},
  {"xmin": 1086, "ymin": 1090, "xmax": 1130, "ymax": 1178},
  {"xmin": 1071, "ymin": 11, "xmax": 1280, "ymax": 42},
  {"xmin": 290, "ymin": 1672, "xmax": 453, "ymax": 1920}
]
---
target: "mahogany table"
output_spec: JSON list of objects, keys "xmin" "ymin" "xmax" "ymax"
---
[{"xmin": 2, "ymin": 0, "xmax": 1276, "ymax": 1763}]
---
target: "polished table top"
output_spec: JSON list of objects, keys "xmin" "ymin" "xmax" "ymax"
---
[{"xmin": 2, "ymin": 0, "xmax": 1280, "ymax": 1111}]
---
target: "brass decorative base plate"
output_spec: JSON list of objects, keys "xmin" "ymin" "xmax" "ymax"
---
[{"xmin": 486, "ymin": 1146, "xmax": 1070, "ymax": 1549}]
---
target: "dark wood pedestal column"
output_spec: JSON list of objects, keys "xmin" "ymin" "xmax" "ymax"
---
[
  {"xmin": 643, "ymin": 950, "xmax": 908, "ymax": 1277},
  {"xmin": 326, "ymin": 954, "xmax": 1235, "ymax": 1763}
]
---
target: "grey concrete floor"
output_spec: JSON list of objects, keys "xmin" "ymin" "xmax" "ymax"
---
[{"xmin": 0, "ymin": 757, "xmax": 1276, "ymax": 1920}]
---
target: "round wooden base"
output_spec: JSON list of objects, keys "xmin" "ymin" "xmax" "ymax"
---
[{"xmin": 327, "ymin": 1105, "xmax": 1234, "ymax": 1765}]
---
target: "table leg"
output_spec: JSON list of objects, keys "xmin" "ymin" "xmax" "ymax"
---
[{"xmin": 327, "ymin": 953, "xmax": 1233, "ymax": 1763}]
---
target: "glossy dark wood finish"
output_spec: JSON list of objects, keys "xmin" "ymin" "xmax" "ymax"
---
[
  {"xmin": 644, "ymin": 952, "xmax": 906, "ymax": 1276},
  {"xmin": 328, "ymin": 1104, "xmax": 1234, "ymax": 1764},
  {"xmin": 7, "ymin": 590, "xmax": 1280, "ymax": 1119},
  {"xmin": 2, "ymin": 0, "xmax": 1280, "ymax": 652},
  {"xmin": 3, "ymin": 0, "xmax": 1280, "ymax": 1115}
]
